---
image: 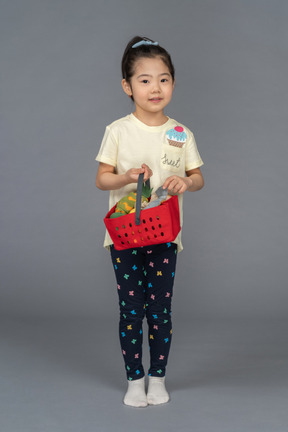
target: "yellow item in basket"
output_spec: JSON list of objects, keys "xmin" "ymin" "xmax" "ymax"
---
[{"xmin": 109, "ymin": 182, "xmax": 152, "ymax": 219}]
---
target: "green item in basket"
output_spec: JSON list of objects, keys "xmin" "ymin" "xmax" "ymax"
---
[{"xmin": 110, "ymin": 182, "xmax": 152, "ymax": 219}]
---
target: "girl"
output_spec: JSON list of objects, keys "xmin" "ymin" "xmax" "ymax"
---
[{"xmin": 95, "ymin": 36, "xmax": 204, "ymax": 407}]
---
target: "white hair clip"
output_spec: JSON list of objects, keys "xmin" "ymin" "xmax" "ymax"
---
[{"xmin": 132, "ymin": 40, "xmax": 159, "ymax": 49}]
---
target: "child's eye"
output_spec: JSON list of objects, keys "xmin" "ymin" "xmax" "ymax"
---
[
  {"xmin": 141, "ymin": 79, "xmax": 149, "ymax": 84},
  {"xmin": 161, "ymin": 78, "xmax": 168, "ymax": 83}
]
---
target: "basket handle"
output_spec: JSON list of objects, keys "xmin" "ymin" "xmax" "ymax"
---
[{"xmin": 135, "ymin": 173, "xmax": 150, "ymax": 226}]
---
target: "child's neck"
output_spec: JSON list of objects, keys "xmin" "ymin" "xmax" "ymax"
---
[{"xmin": 133, "ymin": 110, "xmax": 168, "ymax": 127}]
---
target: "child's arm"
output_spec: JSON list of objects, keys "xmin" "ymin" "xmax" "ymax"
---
[
  {"xmin": 96, "ymin": 162, "xmax": 153, "ymax": 191},
  {"xmin": 162, "ymin": 167, "xmax": 204, "ymax": 194}
]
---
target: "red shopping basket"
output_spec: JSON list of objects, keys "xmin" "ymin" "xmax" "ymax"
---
[{"xmin": 104, "ymin": 173, "xmax": 181, "ymax": 250}]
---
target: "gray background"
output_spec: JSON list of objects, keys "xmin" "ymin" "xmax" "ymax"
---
[{"xmin": 1, "ymin": 1, "xmax": 288, "ymax": 431}]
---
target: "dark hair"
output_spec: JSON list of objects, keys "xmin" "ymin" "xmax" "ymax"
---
[{"xmin": 121, "ymin": 36, "xmax": 175, "ymax": 98}]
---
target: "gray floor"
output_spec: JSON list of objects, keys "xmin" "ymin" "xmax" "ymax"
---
[{"xmin": 1, "ymin": 317, "xmax": 287, "ymax": 432}]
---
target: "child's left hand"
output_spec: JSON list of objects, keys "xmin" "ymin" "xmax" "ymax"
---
[{"xmin": 163, "ymin": 175, "xmax": 193, "ymax": 194}]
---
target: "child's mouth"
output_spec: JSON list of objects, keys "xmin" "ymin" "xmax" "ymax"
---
[{"xmin": 149, "ymin": 98, "xmax": 163, "ymax": 103}]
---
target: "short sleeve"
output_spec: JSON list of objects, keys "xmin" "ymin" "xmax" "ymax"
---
[
  {"xmin": 185, "ymin": 132, "xmax": 204, "ymax": 171},
  {"xmin": 95, "ymin": 126, "xmax": 118, "ymax": 167}
]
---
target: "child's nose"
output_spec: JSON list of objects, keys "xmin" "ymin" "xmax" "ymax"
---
[{"xmin": 152, "ymin": 81, "xmax": 161, "ymax": 92}]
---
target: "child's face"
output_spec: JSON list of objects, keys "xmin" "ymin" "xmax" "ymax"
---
[{"xmin": 122, "ymin": 56, "xmax": 175, "ymax": 119}]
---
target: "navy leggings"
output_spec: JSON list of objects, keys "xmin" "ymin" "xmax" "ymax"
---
[{"xmin": 110, "ymin": 242, "xmax": 177, "ymax": 381}]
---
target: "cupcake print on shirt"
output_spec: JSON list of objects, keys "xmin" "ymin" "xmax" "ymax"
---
[
  {"xmin": 166, "ymin": 126, "xmax": 187, "ymax": 148},
  {"xmin": 161, "ymin": 126, "xmax": 187, "ymax": 172}
]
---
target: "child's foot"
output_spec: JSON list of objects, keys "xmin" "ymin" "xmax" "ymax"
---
[
  {"xmin": 147, "ymin": 376, "xmax": 170, "ymax": 405},
  {"xmin": 123, "ymin": 376, "xmax": 147, "ymax": 408}
]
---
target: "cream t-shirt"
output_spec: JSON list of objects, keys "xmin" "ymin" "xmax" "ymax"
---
[{"xmin": 95, "ymin": 114, "xmax": 203, "ymax": 252}]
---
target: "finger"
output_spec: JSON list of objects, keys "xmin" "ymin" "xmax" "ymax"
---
[
  {"xmin": 142, "ymin": 166, "xmax": 149, "ymax": 181},
  {"xmin": 141, "ymin": 163, "xmax": 150, "ymax": 170},
  {"xmin": 172, "ymin": 184, "xmax": 180, "ymax": 193},
  {"xmin": 144, "ymin": 167, "xmax": 153, "ymax": 181},
  {"xmin": 167, "ymin": 179, "xmax": 178, "ymax": 192},
  {"xmin": 176, "ymin": 181, "xmax": 185, "ymax": 193},
  {"xmin": 131, "ymin": 168, "xmax": 144, "ymax": 175},
  {"xmin": 162, "ymin": 180, "xmax": 170, "ymax": 190},
  {"xmin": 141, "ymin": 164, "xmax": 149, "ymax": 176},
  {"xmin": 144, "ymin": 173, "xmax": 152, "ymax": 182},
  {"xmin": 174, "ymin": 182, "xmax": 184, "ymax": 194},
  {"xmin": 133, "ymin": 168, "xmax": 145, "ymax": 181},
  {"xmin": 162, "ymin": 176, "xmax": 173, "ymax": 189}
]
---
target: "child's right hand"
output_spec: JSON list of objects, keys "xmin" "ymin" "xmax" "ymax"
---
[{"xmin": 125, "ymin": 163, "xmax": 153, "ymax": 183}]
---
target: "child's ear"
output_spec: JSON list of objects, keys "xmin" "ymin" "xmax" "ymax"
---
[{"xmin": 122, "ymin": 79, "xmax": 132, "ymax": 97}]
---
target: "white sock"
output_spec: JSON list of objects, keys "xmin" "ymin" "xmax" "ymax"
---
[
  {"xmin": 147, "ymin": 376, "xmax": 170, "ymax": 405},
  {"xmin": 123, "ymin": 376, "xmax": 147, "ymax": 408}
]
